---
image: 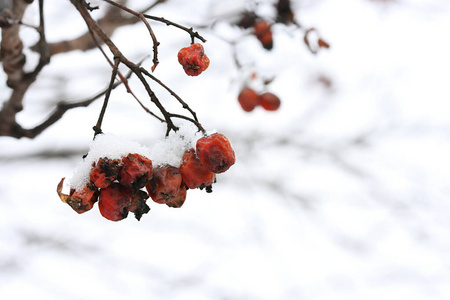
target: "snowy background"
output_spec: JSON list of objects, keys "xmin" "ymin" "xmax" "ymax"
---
[{"xmin": 1, "ymin": 0, "xmax": 450, "ymax": 299}]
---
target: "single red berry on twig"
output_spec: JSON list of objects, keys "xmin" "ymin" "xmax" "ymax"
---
[
  {"xmin": 259, "ymin": 92, "xmax": 281, "ymax": 111},
  {"xmin": 180, "ymin": 149, "xmax": 215, "ymax": 190},
  {"xmin": 178, "ymin": 43, "xmax": 210, "ymax": 76},
  {"xmin": 196, "ymin": 133, "xmax": 236, "ymax": 173},
  {"xmin": 238, "ymin": 86, "xmax": 260, "ymax": 112}
]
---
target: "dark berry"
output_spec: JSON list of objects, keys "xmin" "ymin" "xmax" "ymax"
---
[{"xmin": 128, "ymin": 189, "xmax": 151, "ymax": 221}]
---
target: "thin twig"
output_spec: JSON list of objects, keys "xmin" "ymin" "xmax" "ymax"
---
[{"xmin": 93, "ymin": 57, "xmax": 120, "ymax": 137}]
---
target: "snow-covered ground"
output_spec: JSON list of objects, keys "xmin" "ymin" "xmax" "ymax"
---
[{"xmin": 1, "ymin": 0, "xmax": 450, "ymax": 299}]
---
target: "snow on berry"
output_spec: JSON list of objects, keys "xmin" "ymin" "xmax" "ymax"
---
[
  {"xmin": 68, "ymin": 133, "xmax": 152, "ymax": 191},
  {"xmin": 150, "ymin": 124, "xmax": 205, "ymax": 167},
  {"xmin": 59, "ymin": 126, "xmax": 233, "ymax": 220}
]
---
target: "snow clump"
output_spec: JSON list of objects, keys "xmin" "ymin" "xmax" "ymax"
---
[{"xmin": 68, "ymin": 125, "xmax": 207, "ymax": 191}]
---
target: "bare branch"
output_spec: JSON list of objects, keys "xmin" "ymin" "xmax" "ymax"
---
[{"xmin": 0, "ymin": 0, "xmax": 50, "ymax": 138}]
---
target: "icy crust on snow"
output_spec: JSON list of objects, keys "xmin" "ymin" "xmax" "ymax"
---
[{"xmin": 68, "ymin": 125, "xmax": 207, "ymax": 191}]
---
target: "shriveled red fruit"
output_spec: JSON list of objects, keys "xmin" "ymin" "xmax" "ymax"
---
[
  {"xmin": 118, "ymin": 153, "xmax": 153, "ymax": 191},
  {"xmin": 238, "ymin": 87, "xmax": 260, "ymax": 112},
  {"xmin": 128, "ymin": 190, "xmax": 151, "ymax": 221},
  {"xmin": 90, "ymin": 157, "xmax": 120, "ymax": 189},
  {"xmin": 254, "ymin": 20, "xmax": 273, "ymax": 50},
  {"xmin": 98, "ymin": 183, "xmax": 133, "ymax": 221},
  {"xmin": 146, "ymin": 165, "xmax": 183, "ymax": 204},
  {"xmin": 196, "ymin": 133, "xmax": 235, "ymax": 173},
  {"xmin": 259, "ymin": 92, "xmax": 281, "ymax": 111},
  {"xmin": 57, "ymin": 178, "xmax": 99, "ymax": 214},
  {"xmin": 180, "ymin": 149, "xmax": 215, "ymax": 190},
  {"xmin": 166, "ymin": 184, "xmax": 187, "ymax": 208},
  {"xmin": 177, "ymin": 43, "xmax": 210, "ymax": 76}
]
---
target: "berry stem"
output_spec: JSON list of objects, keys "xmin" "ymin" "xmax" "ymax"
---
[{"xmin": 93, "ymin": 56, "xmax": 120, "ymax": 138}]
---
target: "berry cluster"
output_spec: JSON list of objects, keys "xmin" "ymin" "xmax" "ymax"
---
[
  {"xmin": 178, "ymin": 43, "xmax": 210, "ymax": 76},
  {"xmin": 57, "ymin": 133, "xmax": 235, "ymax": 222},
  {"xmin": 238, "ymin": 86, "xmax": 281, "ymax": 112}
]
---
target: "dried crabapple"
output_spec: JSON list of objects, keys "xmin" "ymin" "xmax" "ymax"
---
[
  {"xmin": 57, "ymin": 178, "xmax": 99, "ymax": 214},
  {"xmin": 238, "ymin": 86, "xmax": 260, "ymax": 112},
  {"xmin": 98, "ymin": 183, "xmax": 131, "ymax": 221},
  {"xmin": 118, "ymin": 153, "xmax": 153, "ymax": 191},
  {"xmin": 128, "ymin": 189, "xmax": 151, "ymax": 221},
  {"xmin": 98, "ymin": 182, "xmax": 149, "ymax": 221},
  {"xmin": 254, "ymin": 20, "xmax": 273, "ymax": 50},
  {"xmin": 165, "ymin": 184, "xmax": 187, "ymax": 208},
  {"xmin": 90, "ymin": 157, "xmax": 120, "ymax": 189},
  {"xmin": 177, "ymin": 43, "xmax": 210, "ymax": 76},
  {"xmin": 259, "ymin": 92, "xmax": 281, "ymax": 111},
  {"xmin": 180, "ymin": 148, "xmax": 215, "ymax": 190},
  {"xmin": 196, "ymin": 133, "xmax": 236, "ymax": 173},
  {"xmin": 146, "ymin": 165, "xmax": 184, "ymax": 205}
]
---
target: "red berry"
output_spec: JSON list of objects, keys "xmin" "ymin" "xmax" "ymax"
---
[
  {"xmin": 118, "ymin": 153, "xmax": 153, "ymax": 191},
  {"xmin": 238, "ymin": 87, "xmax": 260, "ymax": 112},
  {"xmin": 146, "ymin": 165, "xmax": 184, "ymax": 205},
  {"xmin": 179, "ymin": 149, "xmax": 215, "ymax": 190},
  {"xmin": 254, "ymin": 20, "xmax": 273, "ymax": 50},
  {"xmin": 196, "ymin": 133, "xmax": 235, "ymax": 173},
  {"xmin": 57, "ymin": 178, "xmax": 99, "ymax": 214},
  {"xmin": 259, "ymin": 92, "xmax": 281, "ymax": 111},
  {"xmin": 98, "ymin": 183, "xmax": 132, "ymax": 221},
  {"xmin": 177, "ymin": 43, "xmax": 210, "ymax": 76},
  {"xmin": 166, "ymin": 184, "xmax": 187, "ymax": 208},
  {"xmin": 90, "ymin": 157, "xmax": 120, "ymax": 189},
  {"xmin": 99, "ymin": 183, "xmax": 150, "ymax": 222}
]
